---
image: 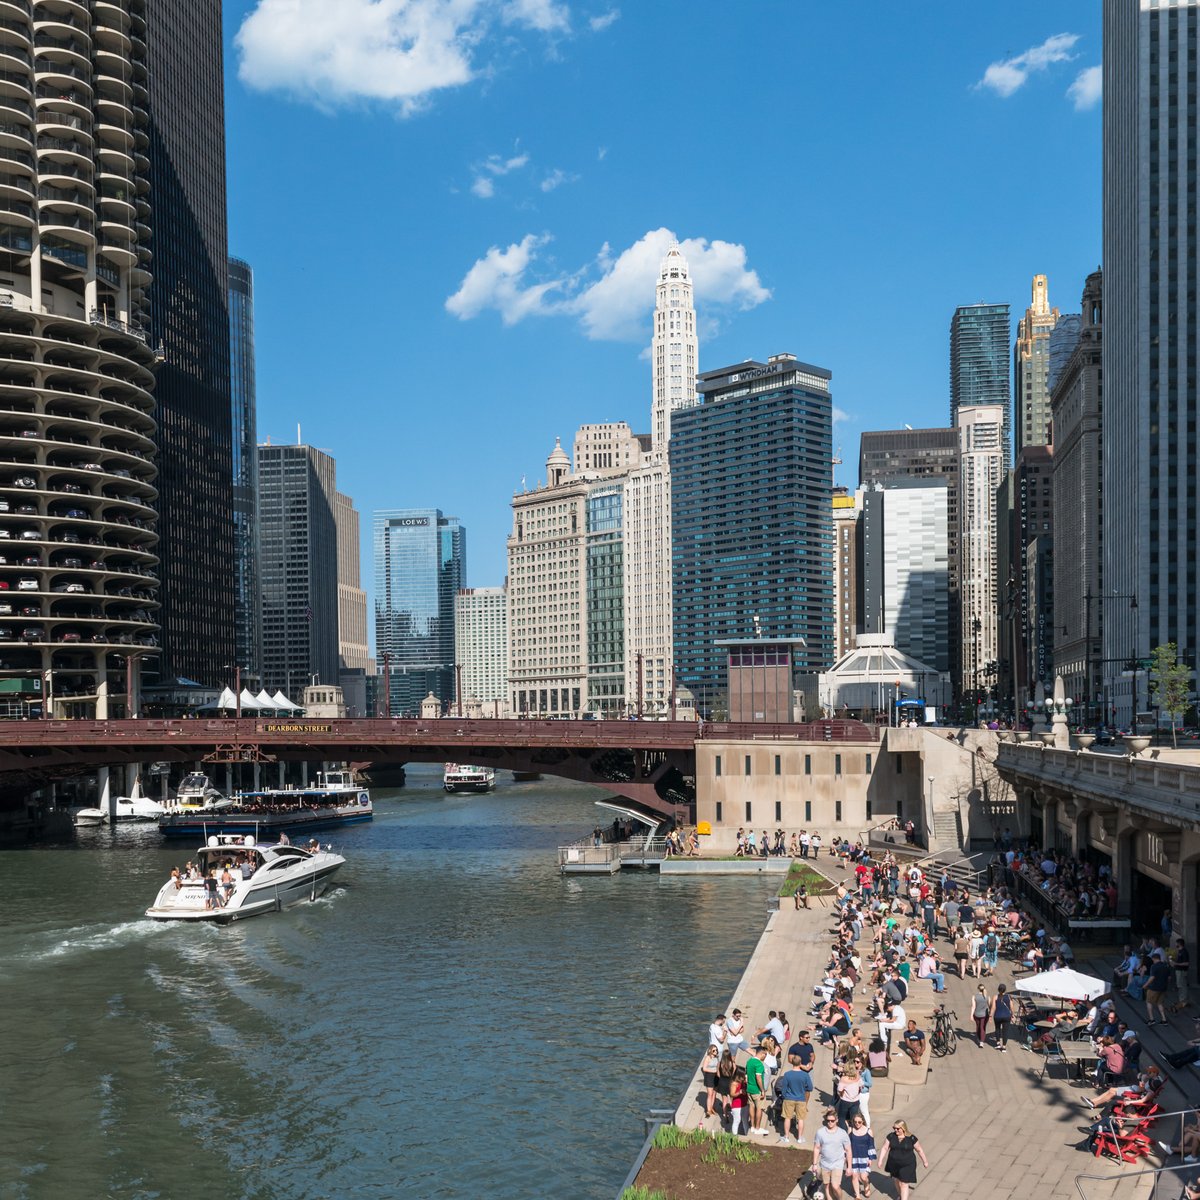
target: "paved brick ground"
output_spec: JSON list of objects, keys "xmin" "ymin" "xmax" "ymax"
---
[{"xmin": 671, "ymin": 878, "xmax": 1179, "ymax": 1200}]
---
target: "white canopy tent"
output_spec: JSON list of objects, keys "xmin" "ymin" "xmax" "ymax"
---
[
  {"xmin": 255, "ymin": 689, "xmax": 277, "ymax": 712},
  {"xmin": 271, "ymin": 690, "xmax": 302, "ymax": 711},
  {"xmin": 215, "ymin": 686, "xmax": 237, "ymax": 710},
  {"xmin": 1015, "ymin": 968, "xmax": 1108, "ymax": 1003},
  {"xmin": 238, "ymin": 688, "xmax": 263, "ymax": 711}
]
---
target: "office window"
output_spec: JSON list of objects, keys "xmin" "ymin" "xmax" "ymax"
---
[
  {"xmin": 836, "ymin": 800, "xmax": 842, "ymax": 822},
  {"xmin": 835, "ymin": 753, "xmax": 842, "ymax": 776},
  {"xmin": 805, "ymin": 800, "xmax": 812, "ymax": 821},
  {"xmin": 775, "ymin": 801, "xmax": 781, "ymax": 822},
  {"xmin": 715, "ymin": 755, "xmax": 722, "ymax": 777},
  {"xmin": 775, "ymin": 754, "xmax": 781, "ymax": 776},
  {"xmin": 865, "ymin": 754, "xmax": 872, "ymax": 774},
  {"xmin": 745, "ymin": 754, "xmax": 752, "ymax": 776},
  {"xmin": 805, "ymin": 754, "xmax": 812, "ymax": 775},
  {"xmin": 745, "ymin": 801, "xmax": 752, "ymax": 821},
  {"xmin": 866, "ymin": 799, "xmax": 872, "ymax": 820},
  {"xmin": 896, "ymin": 756, "xmax": 903, "ymax": 774},
  {"xmin": 715, "ymin": 801, "xmax": 722, "ymax": 823}
]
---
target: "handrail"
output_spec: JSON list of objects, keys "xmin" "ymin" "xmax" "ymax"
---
[{"xmin": 1074, "ymin": 1151, "xmax": 1197, "ymax": 1197}]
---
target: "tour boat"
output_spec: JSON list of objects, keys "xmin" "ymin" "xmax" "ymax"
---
[
  {"xmin": 145, "ymin": 832, "xmax": 345, "ymax": 923},
  {"xmin": 158, "ymin": 769, "xmax": 372, "ymax": 839},
  {"xmin": 443, "ymin": 763, "xmax": 496, "ymax": 793}
]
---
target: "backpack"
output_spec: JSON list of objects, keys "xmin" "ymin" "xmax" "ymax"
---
[{"xmin": 985, "ymin": 933, "xmax": 999, "ymax": 953}]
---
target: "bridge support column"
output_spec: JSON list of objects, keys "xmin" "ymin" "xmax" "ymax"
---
[
  {"xmin": 301, "ymin": 761, "xmax": 309, "ymax": 785},
  {"xmin": 224, "ymin": 764, "xmax": 233, "ymax": 797},
  {"xmin": 94, "ymin": 652, "xmax": 109, "ymax": 719},
  {"xmin": 253, "ymin": 761, "xmax": 261, "ymax": 790},
  {"xmin": 98, "ymin": 766, "xmax": 112, "ymax": 821},
  {"xmin": 126, "ymin": 763, "xmax": 140, "ymax": 800}
]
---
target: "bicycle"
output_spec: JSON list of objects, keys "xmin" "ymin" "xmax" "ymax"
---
[{"xmin": 930, "ymin": 1004, "xmax": 958, "ymax": 1056}]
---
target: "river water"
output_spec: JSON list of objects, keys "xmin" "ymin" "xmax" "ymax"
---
[{"xmin": 0, "ymin": 767, "xmax": 775, "ymax": 1200}]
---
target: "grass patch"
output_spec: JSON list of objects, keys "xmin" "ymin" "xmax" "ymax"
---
[
  {"xmin": 650, "ymin": 1126, "xmax": 765, "ymax": 1164},
  {"xmin": 653, "ymin": 1125, "xmax": 710, "ymax": 1150},
  {"xmin": 619, "ymin": 1188, "xmax": 673, "ymax": 1200},
  {"xmin": 778, "ymin": 863, "xmax": 834, "ymax": 898}
]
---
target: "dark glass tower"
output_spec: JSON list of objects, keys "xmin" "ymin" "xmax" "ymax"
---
[
  {"xmin": 950, "ymin": 302, "xmax": 1011, "ymax": 464},
  {"xmin": 145, "ymin": 1, "xmax": 234, "ymax": 683},
  {"xmin": 671, "ymin": 354, "xmax": 834, "ymax": 715},
  {"xmin": 374, "ymin": 510, "xmax": 467, "ymax": 716},
  {"xmin": 228, "ymin": 257, "xmax": 260, "ymax": 685}
]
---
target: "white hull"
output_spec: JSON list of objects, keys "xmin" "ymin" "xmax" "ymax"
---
[{"xmin": 72, "ymin": 807, "xmax": 107, "ymax": 827}]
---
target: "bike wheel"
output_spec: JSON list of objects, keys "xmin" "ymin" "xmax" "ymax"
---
[
  {"xmin": 945, "ymin": 1026, "xmax": 958, "ymax": 1055},
  {"xmin": 931, "ymin": 1029, "xmax": 947, "ymax": 1057}
]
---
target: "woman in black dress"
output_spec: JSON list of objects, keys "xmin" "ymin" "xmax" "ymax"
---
[{"xmin": 877, "ymin": 1120, "xmax": 929, "ymax": 1200}]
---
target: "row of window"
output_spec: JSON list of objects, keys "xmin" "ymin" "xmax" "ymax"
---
[
  {"xmin": 714, "ymin": 798, "xmax": 892, "ymax": 824},
  {"xmin": 713, "ymin": 751, "xmax": 888, "ymax": 776}
]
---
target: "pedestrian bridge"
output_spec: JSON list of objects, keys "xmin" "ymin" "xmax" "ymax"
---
[{"xmin": 0, "ymin": 715, "xmax": 876, "ymax": 820}]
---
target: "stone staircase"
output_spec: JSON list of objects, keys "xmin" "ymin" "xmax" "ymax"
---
[{"xmin": 931, "ymin": 807, "xmax": 961, "ymax": 851}]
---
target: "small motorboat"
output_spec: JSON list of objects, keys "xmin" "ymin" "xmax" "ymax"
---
[
  {"xmin": 72, "ymin": 807, "xmax": 108, "ymax": 827},
  {"xmin": 145, "ymin": 833, "xmax": 345, "ymax": 923},
  {"xmin": 111, "ymin": 795, "xmax": 166, "ymax": 823}
]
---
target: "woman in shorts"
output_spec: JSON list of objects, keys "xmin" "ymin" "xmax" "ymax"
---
[
  {"xmin": 701, "ymin": 1044, "xmax": 720, "ymax": 1118},
  {"xmin": 954, "ymin": 927, "xmax": 971, "ymax": 978}
]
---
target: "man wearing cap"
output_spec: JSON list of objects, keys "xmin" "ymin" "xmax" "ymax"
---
[{"xmin": 726, "ymin": 1009, "xmax": 749, "ymax": 1057}]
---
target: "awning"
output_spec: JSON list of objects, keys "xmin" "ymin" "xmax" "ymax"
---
[{"xmin": 1015, "ymin": 967, "xmax": 1108, "ymax": 1002}]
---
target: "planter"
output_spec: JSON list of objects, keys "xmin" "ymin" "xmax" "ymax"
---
[
  {"xmin": 1074, "ymin": 734, "xmax": 1096, "ymax": 751},
  {"xmin": 1123, "ymin": 735, "xmax": 1151, "ymax": 757},
  {"xmin": 1038, "ymin": 731, "xmax": 1056, "ymax": 746},
  {"xmin": 1014, "ymin": 731, "xmax": 1030, "ymax": 742}
]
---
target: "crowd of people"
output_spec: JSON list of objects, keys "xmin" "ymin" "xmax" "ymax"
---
[{"xmin": 695, "ymin": 834, "xmax": 1200, "ymax": 1196}]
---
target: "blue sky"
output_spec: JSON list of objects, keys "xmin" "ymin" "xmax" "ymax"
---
[{"xmin": 222, "ymin": 1, "xmax": 1102, "ymax": 595}]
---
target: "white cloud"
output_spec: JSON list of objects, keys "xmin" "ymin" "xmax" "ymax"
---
[
  {"xmin": 445, "ymin": 227, "xmax": 770, "ymax": 341},
  {"xmin": 469, "ymin": 150, "xmax": 530, "ymax": 198},
  {"xmin": 539, "ymin": 167, "xmax": 578, "ymax": 192},
  {"xmin": 976, "ymin": 32, "xmax": 1080, "ymax": 98},
  {"xmin": 832, "ymin": 406, "xmax": 851, "ymax": 425},
  {"xmin": 1068, "ymin": 64, "xmax": 1102, "ymax": 111},
  {"xmin": 445, "ymin": 234, "xmax": 564, "ymax": 324},
  {"xmin": 589, "ymin": 8, "xmax": 619, "ymax": 31},
  {"xmin": 597, "ymin": 146, "xmax": 608, "ymax": 161},
  {"xmin": 503, "ymin": 0, "xmax": 569, "ymax": 33},
  {"xmin": 235, "ymin": 0, "xmax": 571, "ymax": 113}
]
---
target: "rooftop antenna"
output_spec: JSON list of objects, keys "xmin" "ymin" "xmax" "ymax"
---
[{"xmin": 297, "ymin": 422, "xmax": 302, "ymax": 445}]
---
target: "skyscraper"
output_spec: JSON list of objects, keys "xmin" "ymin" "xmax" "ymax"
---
[
  {"xmin": 1103, "ymin": 0, "xmax": 1199, "ymax": 726},
  {"xmin": 1013, "ymin": 275, "xmax": 1061, "ymax": 450},
  {"xmin": 0, "ymin": 0, "xmax": 162, "ymax": 715},
  {"xmin": 374, "ymin": 509, "xmax": 466, "ymax": 715},
  {"xmin": 672, "ymin": 355, "xmax": 834, "ymax": 712},
  {"xmin": 1052, "ymin": 271, "xmax": 1103, "ymax": 714},
  {"xmin": 455, "ymin": 586, "xmax": 508, "ymax": 710},
  {"xmin": 950, "ymin": 302, "xmax": 1011, "ymax": 462},
  {"xmin": 228, "ymin": 257, "xmax": 261, "ymax": 685},
  {"xmin": 257, "ymin": 444, "xmax": 340, "ymax": 697},
  {"xmin": 334, "ymin": 490, "xmax": 369, "ymax": 691},
  {"xmin": 956, "ymin": 404, "xmax": 1006, "ymax": 707},
  {"xmin": 651, "ymin": 243, "xmax": 699, "ymax": 452},
  {"xmin": 146, "ymin": 1, "xmax": 235, "ymax": 683}
]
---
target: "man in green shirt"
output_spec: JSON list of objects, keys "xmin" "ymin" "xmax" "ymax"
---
[{"xmin": 746, "ymin": 1051, "xmax": 768, "ymax": 1135}]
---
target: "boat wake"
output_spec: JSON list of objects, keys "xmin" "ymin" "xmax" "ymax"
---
[{"xmin": 20, "ymin": 919, "xmax": 163, "ymax": 964}]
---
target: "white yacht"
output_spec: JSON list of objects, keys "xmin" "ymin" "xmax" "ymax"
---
[
  {"xmin": 166, "ymin": 772, "xmax": 232, "ymax": 812},
  {"xmin": 443, "ymin": 764, "xmax": 496, "ymax": 793},
  {"xmin": 72, "ymin": 796, "xmax": 165, "ymax": 826},
  {"xmin": 72, "ymin": 806, "xmax": 107, "ymax": 827},
  {"xmin": 145, "ymin": 833, "xmax": 345, "ymax": 923}
]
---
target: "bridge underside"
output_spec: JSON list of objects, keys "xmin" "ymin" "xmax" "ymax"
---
[{"xmin": 0, "ymin": 741, "xmax": 696, "ymax": 823}]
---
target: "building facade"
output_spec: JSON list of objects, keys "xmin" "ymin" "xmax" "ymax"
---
[
  {"xmin": 585, "ymin": 481, "xmax": 625, "ymax": 715},
  {"xmin": 455, "ymin": 586, "xmax": 508, "ymax": 711},
  {"xmin": 146, "ymin": 1, "xmax": 235, "ymax": 683},
  {"xmin": 860, "ymin": 482, "xmax": 951, "ymax": 674},
  {"xmin": 672, "ymin": 355, "xmax": 834, "ymax": 714},
  {"xmin": 374, "ymin": 508, "xmax": 466, "ymax": 716},
  {"xmin": 257, "ymin": 444, "xmax": 340, "ymax": 698},
  {"xmin": 0, "ymin": 0, "xmax": 170, "ymax": 715},
  {"xmin": 1052, "ymin": 271, "xmax": 1104, "ymax": 715},
  {"xmin": 832, "ymin": 489, "xmax": 861, "ymax": 660},
  {"xmin": 950, "ymin": 302, "xmax": 1011, "ymax": 464},
  {"xmin": 1013, "ymin": 274, "xmax": 1061, "ymax": 451},
  {"xmin": 228, "ymin": 257, "xmax": 261, "ymax": 685},
  {"xmin": 507, "ymin": 444, "xmax": 587, "ymax": 717},
  {"xmin": 1102, "ymin": 0, "xmax": 1200, "ymax": 725},
  {"xmin": 956, "ymin": 404, "xmax": 1006, "ymax": 708},
  {"xmin": 334, "ymin": 490, "xmax": 368, "ymax": 676}
]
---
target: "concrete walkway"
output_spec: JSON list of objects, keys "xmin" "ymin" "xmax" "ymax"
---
[{"xmin": 672, "ymin": 881, "xmax": 1165, "ymax": 1200}]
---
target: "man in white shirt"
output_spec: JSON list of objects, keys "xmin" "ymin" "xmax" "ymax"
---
[
  {"xmin": 726, "ymin": 1009, "xmax": 749, "ymax": 1056},
  {"xmin": 755, "ymin": 1010, "xmax": 786, "ymax": 1048},
  {"xmin": 709, "ymin": 1014, "xmax": 727, "ymax": 1055},
  {"xmin": 878, "ymin": 1001, "xmax": 906, "ymax": 1052}
]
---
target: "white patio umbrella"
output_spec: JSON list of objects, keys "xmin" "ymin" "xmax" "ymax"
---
[{"xmin": 1015, "ymin": 967, "xmax": 1108, "ymax": 1003}]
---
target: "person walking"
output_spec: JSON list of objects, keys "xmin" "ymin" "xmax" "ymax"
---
[
  {"xmin": 716, "ymin": 1049, "xmax": 736, "ymax": 1122},
  {"xmin": 847, "ymin": 1113, "xmax": 877, "ymax": 1199},
  {"xmin": 835, "ymin": 1065, "xmax": 864, "ymax": 1128},
  {"xmin": 982, "ymin": 926, "xmax": 1001, "ymax": 976},
  {"xmin": 856, "ymin": 1062, "xmax": 873, "ymax": 1131},
  {"xmin": 1176, "ymin": 938, "xmax": 1192, "ymax": 1008},
  {"xmin": 953, "ymin": 927, "xmax": 971, "ymax": 979},
  {"xmin": 728, "ymin": 1066, "xmax": 748, "ymax": 1136},
  {"xmin": 814, "ymin": 1109, "xmax": 853, "ymax": 1200},
  {"xmin": 968, "ymin": 927, "xmax": 984, "ymax": 978},
  {"xmin": 878, "ymin": 1119, "xmax": 930, "ymax": 1200},
  {"xmin": 1146, "ymin": 952, "xmax": 1172, "ymax": 1025},
  {"xmin": 971, "ymin": 983, "xmax": 991, "ymax": 1047},
  {"xmin": 745, "ymin": 1046, "xmax": 768, "ymax": 1135},
  {"xmin": 991, "ymin": 982, "xmax": 1013, "ymax": 1052},
  {"xmin": 776, "ymin": 1053, "xmax": 814, "ymax": 1146}
]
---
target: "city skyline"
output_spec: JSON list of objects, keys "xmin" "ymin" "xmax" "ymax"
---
[{"xmin": 221, "ymin": 2, "xmax": 1103, "ymax": 592}]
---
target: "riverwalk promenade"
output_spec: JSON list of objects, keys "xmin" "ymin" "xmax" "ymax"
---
[{"xmin": 668, "ymin": 879, "xmax": 1191, "ymax": 1200}]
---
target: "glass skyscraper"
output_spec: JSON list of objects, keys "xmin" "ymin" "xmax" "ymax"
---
[
  {"xmin": 671, "ymin": 355, "xmax": 834, "ymax": 714},
  {"xmin": 146, "ymin": 1, "xmax": 235, "ymax": 683},
  {"xmin": 228, "ymin": 258, "xmax": 261, "ymax": 685},
  {"xmin": 950, "ymin": 302, "xmax": 1012, "ymax": 463},
  {"xmin": 586, "ymin": 484, "xmax": 625, "ymax": 716},
  {"xmin": 374, "ymin": 510, "xmax": 467, "ymax": 715}
]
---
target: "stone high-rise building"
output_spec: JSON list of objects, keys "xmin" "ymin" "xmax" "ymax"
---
[{"xmin": 1013, "ymin": 274, "xmax": 1061, "ymax": 450}]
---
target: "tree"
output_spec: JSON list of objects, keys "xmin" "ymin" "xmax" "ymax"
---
[{"xmin": 1149, "ymin": 642, "xmax": 1192, "ymax": 748}]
